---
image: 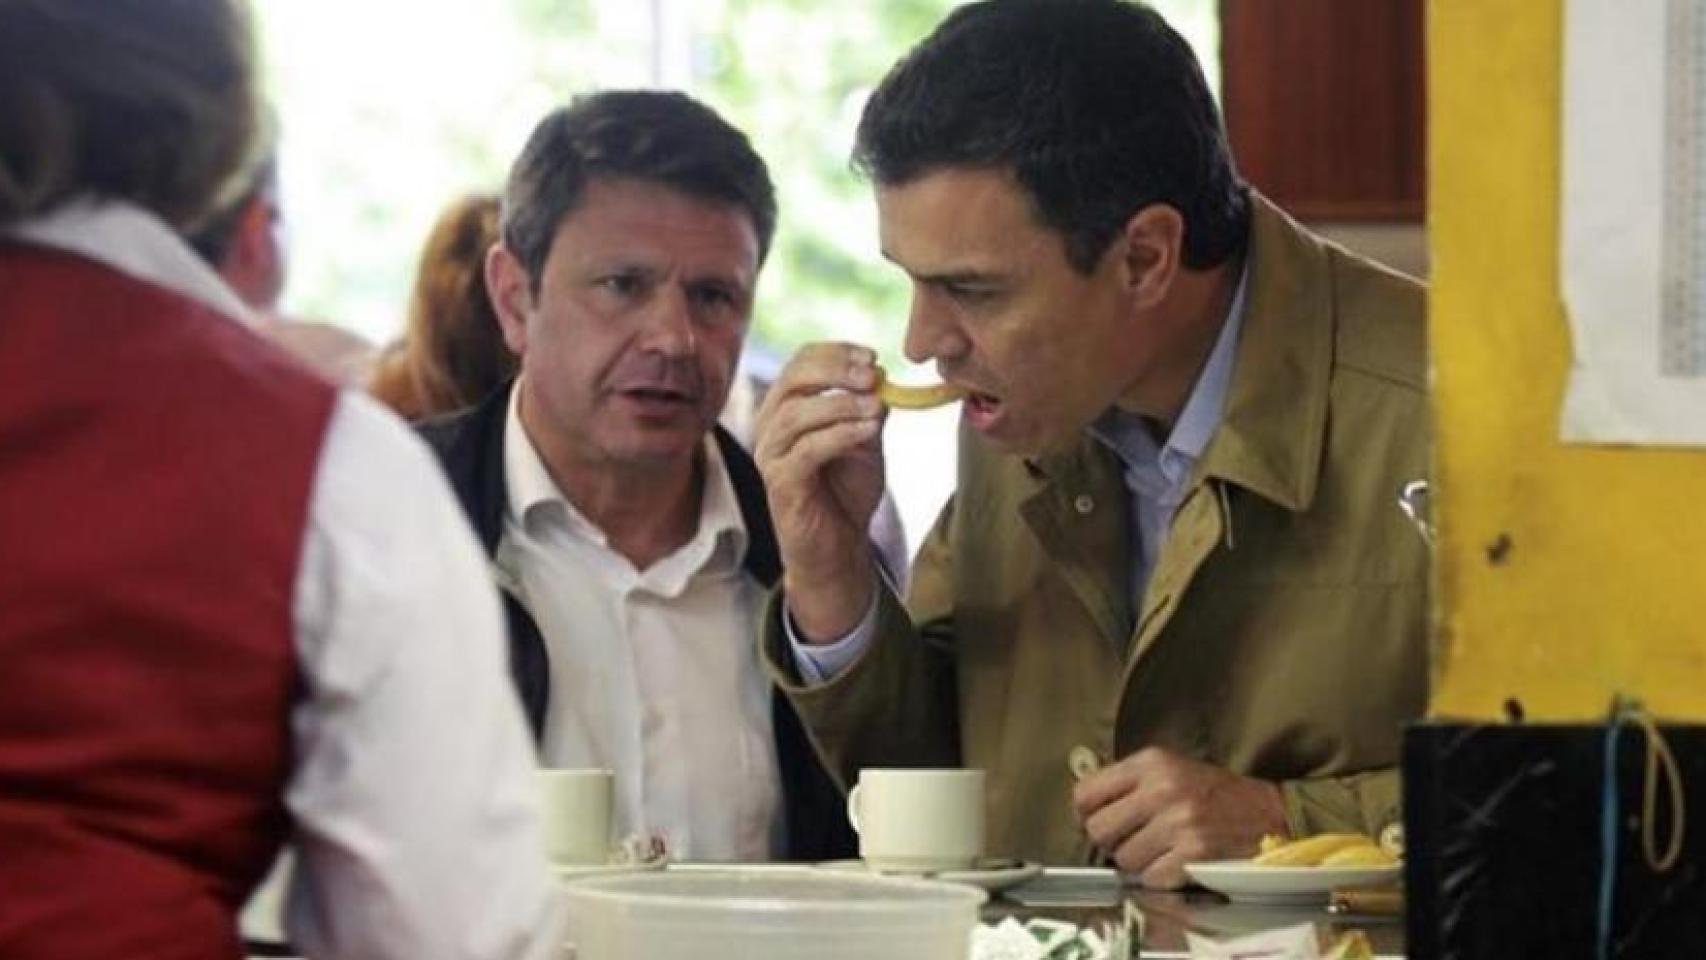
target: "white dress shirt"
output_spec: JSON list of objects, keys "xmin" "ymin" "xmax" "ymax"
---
[
  {"xmin": 496, "ymin": 387, "xmax": 783, "ymax": 861},
  {"xmin": 6, "ymin": 200, "xmax": 563, "ymax": 960}
]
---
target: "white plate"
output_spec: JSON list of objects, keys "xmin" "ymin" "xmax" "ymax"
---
[
  {"xmin": 552, "ymin": 856, "xmax": 668, "ymax": 882},
  {"xmin": 817, "ymin": 858, "xmax": 1044, "ymax": 893},
  {"xmin": 1184, "ymin": 859, "xmax": 1401, "ymax": 904}
]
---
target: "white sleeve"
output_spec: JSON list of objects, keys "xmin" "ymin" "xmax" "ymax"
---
[{"xmin": 281, "ymin": 392, "xmax": 564, "ymax": 960}]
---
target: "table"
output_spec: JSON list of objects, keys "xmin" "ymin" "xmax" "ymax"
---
[{"xmin": 247, "ymin": 863, "xmax": 1408, "ymax": 959}]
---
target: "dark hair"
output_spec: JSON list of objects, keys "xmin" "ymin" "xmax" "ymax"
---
[
  {"xmin": 501, "ymin": 90, "xmax": 776, "ymax": 293},
  {"xmin": 370, "ymin": 193, "xmax": 516, "ymax": 420},
  {"xmin": 853, "ymin": 0, "xmax": 1248, "ymax": 273},
  {"xmin": 0, "ymin": 0, "xmax": 260, "ymax": 233}
]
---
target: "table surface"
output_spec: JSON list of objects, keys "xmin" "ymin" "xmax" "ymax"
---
[
  {"xmin": 982, "ymin": 868, "xmax": 1405, "ymax": 958},
  {"xmin": 248, "ymin": 862, "xmax": 1408, "ymax": 959}
]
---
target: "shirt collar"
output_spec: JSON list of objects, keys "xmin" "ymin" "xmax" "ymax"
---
[
  {"xmin": 504, "ymin": 382, "xmax": 573, "ymax": 531},
  {"xmin": 694, "ymin": 438, "xmax": 751, "ymax": 574},
  {"xmin": 1166, "ymin": 263, "xmax": 1249, "ymax": 464},
  {"xmin": 1088, "ymin": 262, "xmax": 1250, "ymax": 485},
  {"xmin": 3, "ymin": 198, "xmax": 254, "ymax": 326},
  {"xmin": 502, "ymin": 383, "xmax": 749, "ymax": 573}
]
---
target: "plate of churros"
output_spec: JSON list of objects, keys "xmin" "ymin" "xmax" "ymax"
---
[{"xmin": 1185, "ymin": 833, "xmax": 1401, "ymax": 904}]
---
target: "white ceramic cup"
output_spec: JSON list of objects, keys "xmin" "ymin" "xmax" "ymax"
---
[
  {"xmin": 846, "ymin": 768, "xmax": 985, "ymax": 873},
  {"xmin": 536, "ymin": 768, "xmax": 615, "ymax": 865}
]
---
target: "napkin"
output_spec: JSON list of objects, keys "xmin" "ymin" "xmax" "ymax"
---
[
  {"xmin": 1185, "ymin": 922, "xmax": 1318, "ymax": 959},
  {"xmin": 969, "ymin": 913, "xmax": 1134, "ymax": 960}
]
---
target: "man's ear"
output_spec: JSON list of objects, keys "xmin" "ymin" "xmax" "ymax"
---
[
  {"xmin": 1119, "ymin": 203, "xmax": 1185, "ymax": 311},
  {"xmin": 225, "ymin": 194, "xmax": 284, "ymax": 308},
  {"xmin": 485, "ymin": 243, "xmax": 533, "ymax": 358}
]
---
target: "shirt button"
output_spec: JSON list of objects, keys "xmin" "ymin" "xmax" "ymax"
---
[
  {"xmin": 1074, "ymin": 494, "xmax": 1095, "ymax": 515},
  {"xmin": 1068, "ymin": 745, "xmax": 1102, "ymax": 781}
]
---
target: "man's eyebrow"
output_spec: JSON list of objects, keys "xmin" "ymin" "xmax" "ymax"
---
[
  {"xmin": 880, "ymin": 256, "xmax": 1003, "ymax": 287},
  {"xmin": 688, "ymin": 267, "xmax": 755, "ymax": 290},
  {"xmin": 919, "ymin": 269, "xmax": 1003, "ymax": 286}
]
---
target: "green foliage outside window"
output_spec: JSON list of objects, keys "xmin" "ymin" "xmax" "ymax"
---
[
  {"xmin": 258, "ymin": 0, "xmax": 1215, "ymax": 362},
  {"xmin": 688, "ymin": 0, "xmax": 962, "ymax": 367}
]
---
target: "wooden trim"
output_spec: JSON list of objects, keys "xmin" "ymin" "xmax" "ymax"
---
[{"xmin": 1220, "ymin": 0, "xmax": 1426, "ymax": 224}]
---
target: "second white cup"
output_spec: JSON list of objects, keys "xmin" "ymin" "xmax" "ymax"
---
[
  {"xmin": 536, "ymin": 768, "xmax": 614, "ymax": 865},
  {"xmin": 847, "ymin": 767, "xmax": 985, "ymax": 873}
]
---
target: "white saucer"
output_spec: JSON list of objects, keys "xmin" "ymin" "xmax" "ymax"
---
[
  {"xmin": 818, "ymin": 858, "xmax": 1044, "ymax": 893},
  {"xmin": 1183, "ymin": 859, "xmax": 1401, "ymax": 904},
  {"xmin": 551, "ymin": 855, "xmax": 668, "ymax": 882}
]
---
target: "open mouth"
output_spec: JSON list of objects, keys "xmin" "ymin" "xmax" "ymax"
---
[
  {"xmin": 619, "ymin": 386, "xmax": 696, "ymax": 406},
  {"xmin": 961, "ymin": 389, "xmax": 1005, "ymax": 431}
]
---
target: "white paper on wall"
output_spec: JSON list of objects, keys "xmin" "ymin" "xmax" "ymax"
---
[{"xmin": 1560, "ymin": 0, "xmax": 1706, "ymax": 445}]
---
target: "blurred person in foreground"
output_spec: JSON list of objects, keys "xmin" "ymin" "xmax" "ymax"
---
[
  {"xmin": 756, "ymin": 0, "xmax": 1428, "ymax": 887},
  {"xmin": 0, "ymin": 2, "xmax": 561, "ymax": 957},
  {"xmin": 188, "ymin": 132, "xmax": 377, "ymax": 385},
  {"xmin": 370, "ymin": 193, "xmax": 517, "ymax": 420},
  {"xmin": 419, "ymin": 90, "xmax": 855, "ymax": 862}
]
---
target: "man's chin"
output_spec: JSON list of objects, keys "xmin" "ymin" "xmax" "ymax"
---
[
  {"xmin": 606, "ymin": 428, "xmax": 711, "ymax": 468},
  {"xmin": 988, "ymin": 420, "xmax": 1091, "ymax": 461}
]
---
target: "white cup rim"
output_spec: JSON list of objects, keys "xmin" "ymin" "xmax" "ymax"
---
[{"xmin": 856, "ymin": 767, "xmax": 983, "ymax": 777}]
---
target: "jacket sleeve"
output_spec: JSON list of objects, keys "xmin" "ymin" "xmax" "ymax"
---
[
  {"xmin": 759, "ymin": 495, "xmax": 964, "ymax": 790},
  {"xmin": 1279, "ymin": 766, "xmax": 1403, "ymax": 838}
]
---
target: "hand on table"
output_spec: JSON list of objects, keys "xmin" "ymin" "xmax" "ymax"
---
[{"xmin": 1071, "ymin": 747, "xmax": 1288, "ymax": 889}]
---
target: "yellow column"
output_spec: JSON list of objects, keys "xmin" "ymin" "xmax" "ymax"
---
[{"xmin": 1429, "ymin": 0, "xmax": 1706, "ymax": 720}]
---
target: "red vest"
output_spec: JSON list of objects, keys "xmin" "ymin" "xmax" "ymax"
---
[{"xmin": 0, "ymin": 244, "xmax": 336, "ymax": 959}]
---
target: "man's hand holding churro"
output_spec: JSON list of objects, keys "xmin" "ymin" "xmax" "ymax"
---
[
  {"xmin": 756, "ymin": 343, "xmax": 969, "ymax": 642},
  {"xmin": 753, "ymin": 344, "xmax": 891, "ymax": 642}
]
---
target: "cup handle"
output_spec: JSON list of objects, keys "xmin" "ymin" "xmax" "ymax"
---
[{"xmin": 846, "ymin": 782, "xmax": 863, "ymax": 836}]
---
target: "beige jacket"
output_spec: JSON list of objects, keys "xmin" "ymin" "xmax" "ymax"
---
[{"xmin": 765, "ymin": 196, "xmax": 1430, "ymax": 865}]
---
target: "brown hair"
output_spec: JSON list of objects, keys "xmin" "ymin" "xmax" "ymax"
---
[
  {"xmin": 501, "ymin": 90, "xmax": 775, "ymax": 295},
  {"xmin": 370, "ymin": 194, "xmax": 516, "ymax": 420},
  {"xmin": 0, "ymin": 0, "xmax": 261, "ymax": 232}
]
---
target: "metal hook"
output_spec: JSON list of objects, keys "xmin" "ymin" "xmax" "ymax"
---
[{"xmin": 1397, "ymin": 479, "xmax": 1434, "ymax": 546}]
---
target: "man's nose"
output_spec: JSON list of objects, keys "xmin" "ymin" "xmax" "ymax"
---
[
  {"xmin": 902, "ymin": 290, "xmax": 965, "ymax": 365},
  {"xmin": 640, "ymin": 286, "xmax": 697, "ymax": 357}
]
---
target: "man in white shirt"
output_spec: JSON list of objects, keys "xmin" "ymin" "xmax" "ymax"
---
[
  {"xmin": 0, "ymin": 2, "xmax": 560, "ymax": 957},
  {"xmin": 420, "ymin": 91, "xmax": 856, "ymax": 863}
]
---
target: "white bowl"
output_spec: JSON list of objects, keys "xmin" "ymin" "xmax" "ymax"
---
[{"xmin": 561, "ymin": 867, "xmax": 986, "ymax": 959}]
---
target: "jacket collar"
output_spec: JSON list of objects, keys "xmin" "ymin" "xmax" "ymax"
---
[
  {"xmin": 1024, "ymin": 193, "xmax": 1333, "ymax": 514},
  {"xmin": 422, "ymin": 378, "xmax": 782, "ymax": 586},
  {"xmin": 1195, "ymin": 193, "xmax": 1334, "ymax": 513}
]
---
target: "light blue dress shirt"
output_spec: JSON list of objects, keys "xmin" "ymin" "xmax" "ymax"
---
[{"xmin": 1087, "ymin": 267, "xmax": 1248, "ymax": 608}]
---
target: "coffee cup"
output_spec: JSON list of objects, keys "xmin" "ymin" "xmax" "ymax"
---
[
  {"xmin": 536, "ymin": 768, "xmax": 614, "ymax": 865},
  {"xmin": 846, "ymin": 768, "xmax": 985, "ymax": 873}
]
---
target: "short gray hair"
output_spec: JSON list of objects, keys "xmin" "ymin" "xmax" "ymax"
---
[{"xmin": 501, "ymin": 90, "xmax": 776, "ymax": 293}]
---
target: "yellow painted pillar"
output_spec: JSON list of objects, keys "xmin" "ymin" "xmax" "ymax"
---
[{"xmin": 1429, "ymin": 0, "xmax": 1706, "ymax": 721}]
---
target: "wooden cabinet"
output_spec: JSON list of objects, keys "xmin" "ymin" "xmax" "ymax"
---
[{"xmin": 1220, "ymin": 0, "xmax": 1426, "ymax": 221}]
